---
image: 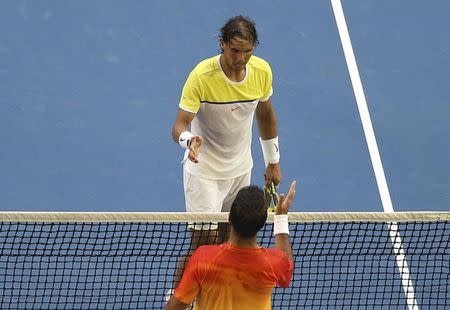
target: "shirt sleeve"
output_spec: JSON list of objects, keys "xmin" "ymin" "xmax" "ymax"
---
[
  {"xmin": 173, "ymin": 251, "xmax": 201, "ymax": 305},
  {"xmin": 260, "ymin": 63, "xmax": 273, "ymax": 102},
  {"xmin": 274, "ymin": 250, "xmax": 294, "ymax": 288},
  {"xmin": 179, "ymin": 70, "xmax": 202, "ymax": 113}
]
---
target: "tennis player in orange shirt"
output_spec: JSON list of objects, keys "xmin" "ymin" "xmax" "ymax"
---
[{"xmin": 165, "ymin": 181, "xmax": 296, "ymax": 310}]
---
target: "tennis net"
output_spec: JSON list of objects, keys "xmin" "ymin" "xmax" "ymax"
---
[{"xmin": 0, "ymin": 212, "xmax": 449, "ymax": 309}]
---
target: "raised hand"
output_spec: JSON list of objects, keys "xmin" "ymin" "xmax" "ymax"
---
[{"xmin": 275, "ymin": 181, "xmax": 296, "ymax": 215}]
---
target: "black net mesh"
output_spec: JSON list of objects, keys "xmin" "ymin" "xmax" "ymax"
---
[{"xmin": 0, "ymin": 219, "xmax": 449, "ymax": 309}]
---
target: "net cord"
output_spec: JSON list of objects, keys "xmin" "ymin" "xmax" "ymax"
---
[{"xmin": 0, "ymin": 211, "xmax": 449, "ymax": 223}]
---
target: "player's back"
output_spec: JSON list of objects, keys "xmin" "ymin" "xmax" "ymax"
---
[{"xmin": 192, "ymin": 242, "xmax": 291, "ymax": 310}]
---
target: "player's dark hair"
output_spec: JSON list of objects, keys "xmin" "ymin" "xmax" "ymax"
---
[
  {"xmin": 229, "ymin": 185, "xmax": 267, "ymax": 239},
  {"xmin": 219, "ymin": 16, "xmax": 259, "ymax": 51}
]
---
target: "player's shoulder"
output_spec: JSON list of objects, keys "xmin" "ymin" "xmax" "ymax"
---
[
  {"xmin": 248, "ymin": 55, "xmax": 272, "ymax": 73},
  {"xmin": 261, "ymin": 247, "xmax": 289, "ymax": 261},
  {"xmin": 194, "ymin": 243, "xmax": 223, "ymax": 257},
  {"xmin": 191, "ymin": 55, "xmax": 220, "ymax": 77}
]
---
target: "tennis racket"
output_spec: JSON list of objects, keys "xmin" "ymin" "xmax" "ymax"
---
[{"xmin": 264, "ymin": 182, "xmax": 279, "ymax": 212}]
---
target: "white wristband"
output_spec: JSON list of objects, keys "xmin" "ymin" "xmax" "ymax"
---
[
  {"xmin": 273, "ymin": 214, "xmax": 289, "ymax": 235},
  {"xmin": 260, "ymin": 137, "xmax": 280, "ymax": 167},
  {"xmin": 179, "ymin": 131, "xmax": 194, "ymax": 150}
]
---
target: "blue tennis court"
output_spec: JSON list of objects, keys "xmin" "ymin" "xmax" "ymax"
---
[
  {"xmin": 1, "ymin": 1, "xmax": 448, "ymax": 213},
  {"xmin": 0, "ymin": 2, "xmax": 449, "ymax": 309}
]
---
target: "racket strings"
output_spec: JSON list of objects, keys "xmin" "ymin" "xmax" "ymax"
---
[{"xmin": 264, "ymin": 182, "xmax": 278, "ymax": 212}]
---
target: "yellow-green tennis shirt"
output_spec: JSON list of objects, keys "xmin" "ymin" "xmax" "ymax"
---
[{"xmin": 179, "ymin": 54, "xmax": 273, "ymax": 179}]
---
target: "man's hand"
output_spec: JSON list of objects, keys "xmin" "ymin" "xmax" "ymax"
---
[
  {"xmin": 187, "ymin": 136, "xmax": 203, "ymax": 163},
  {"xmin": 275, "ymin": 181, "xmax": 296, "ymax": 215},
  {"xmin": 164, "ymin": 296, "xmax": 190, "ymax": 310},
  {"xmin": 265, "ymin": 163, "xmax": 282, "ymax": 187}
]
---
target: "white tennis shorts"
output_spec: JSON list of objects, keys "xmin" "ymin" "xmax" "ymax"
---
[{"xmin": 183, "ymin": 168, "xmax": 251, "ymax": 213}]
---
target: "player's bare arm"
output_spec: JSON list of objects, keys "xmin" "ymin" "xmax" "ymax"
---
[
  {"xmin": 164, "ymin": 296, "xmax": 190, "ymax": 310},
  {"xmin": 256, "ymin": 98, "xmax": 282, "ymax": 186},
  {"xmin": 274, "ymin": 180, "xmax": 296, "ymax": 262},
  {"xmin": 172, "ymin": 109, "xmax": 202, "ymax": 163}
]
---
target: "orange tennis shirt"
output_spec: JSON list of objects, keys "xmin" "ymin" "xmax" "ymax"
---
[{"xmin": 174, "ymin": 242, "xmax": 294, "ymax": 310}]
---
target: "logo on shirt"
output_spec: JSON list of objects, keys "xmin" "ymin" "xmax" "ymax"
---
[{"xmin": 230, "ymin": 106, "xmax": 240, "ymax": 112}]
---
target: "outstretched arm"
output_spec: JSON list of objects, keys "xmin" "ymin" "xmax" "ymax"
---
[
  {"xmin": 171, "ymin": 108, "xmax": 202, "ymax": 163},
  {"xmin": 164, "ymin": 296, "xmax": 190, "ymax": 310},
  {"xmin": 274, "ymin": 181, "xmax": 296, "ymax": 262},
  {"xmin": 255, "ymin": 99, "xmax": 281, "ymax": 186}
]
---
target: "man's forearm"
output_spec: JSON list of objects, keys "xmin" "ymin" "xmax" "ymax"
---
[
  {"xmin": 172, "ymin": 124, "xmax": 186, "ymax": 143},
  {"xmin": 256, "ymin": 100, "xmax": 278, "ymax": 139},
  {"xmin": 257, "ymin": 114, "xmax": 277, "ymax": 139},
  {"xmin": 171, "ymin": 109, "xmax": 195, "ymax": 143},
  {"xmin": 275, "ymin": 234, "xmax": 293, "ymax": 262},
  {"xmin": 164, "ymin": 296, "xmax": 189, "ymax": 310}
]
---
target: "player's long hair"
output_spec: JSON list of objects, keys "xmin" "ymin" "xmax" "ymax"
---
[
  {"xmin": 219, "ymin": 15, "xmax": 259, "ymax": 52},
  {"xmin": 230, "ymin": 185, "xmax": 267, "ymax": 238}
]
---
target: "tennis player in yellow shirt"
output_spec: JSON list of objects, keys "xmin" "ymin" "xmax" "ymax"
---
[{"xmin": 171, "ymin": 15, "xmax": 283, "ymax": 285}]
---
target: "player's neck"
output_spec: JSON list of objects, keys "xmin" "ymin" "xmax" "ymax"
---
[
  {"xmin": 219, "ymin": 55, "xmax": 246, "ymax": 82},
  {"xmin": 228, "ymin": 231, "xmax": 259, "ymax": 248}
]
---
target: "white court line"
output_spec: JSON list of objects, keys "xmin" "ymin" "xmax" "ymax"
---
[{"xmin": 330, "ymin": 1, "xmax": 419, "ymax": 309}]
